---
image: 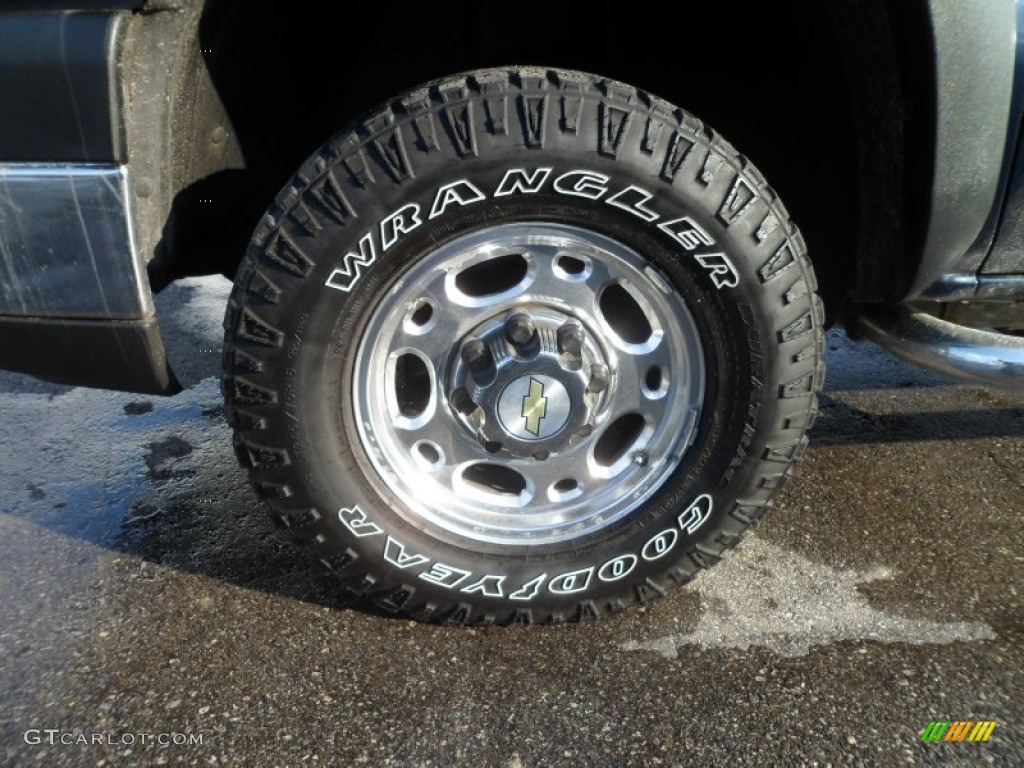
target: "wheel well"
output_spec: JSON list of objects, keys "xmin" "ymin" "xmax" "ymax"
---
[{"xmin": 147, "ymin": 0, "xmax": 930, "ymax": 323}]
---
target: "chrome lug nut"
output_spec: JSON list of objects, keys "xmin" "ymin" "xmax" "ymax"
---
[
  {"xmin": 461, "ymin": 337, "xmax": 496, "ymax": 384},
  {"xmin": 557, "ymin": 322, "xmax": 584, "ymax": 370},
  {"xmin": 449, "ymin": 386, "xmax": 476, "ymax": 415},
  {"xmin": 505, "ymin": 312, "xmax": 538, "ymax": 355},
  {"xmin": 587, "ymin": 363, "xmax": 609, "ymax": 394}
]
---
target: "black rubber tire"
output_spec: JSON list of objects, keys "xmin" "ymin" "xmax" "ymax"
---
[{"xmin": 222, "ymin": 68, "xmax": 824, "ymax": 625}]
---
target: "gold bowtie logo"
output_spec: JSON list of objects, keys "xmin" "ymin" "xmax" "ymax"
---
[{"xmin": 521, "ymin": 377, "xmax": 548, "ymax": 436}]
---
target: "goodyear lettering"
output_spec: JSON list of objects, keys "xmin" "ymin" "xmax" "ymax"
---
[
  {"xmin": 344, "ymin": 493, "xmax": 715, "ymax": 602},
  {"xmin": 548, "ymin": 567, "xmax": 594, "ymax": 594},
  {"xmin": 383, "ymin": 536, "xmax": 430, "ymax": 569},
  {"xmin": 418, "ymin": 562, "xmax": 471, "ymax": 589},
  {"xmin": 337, "ymin": 505, "xmax": 383, "ymax": 538},
  {"xmin": 641, "ymin": 528, "xmax": 679, "ymax": 561},
  {"xmin": 509, "ymin": 573, "xmax": 547, "ymax": 600},
  {"xmin": 597, "ymin": 554, "xmax": 637, "ymax": 582},
  {"xmin": 677, "ymin": 494, "xmax": 713, "ymax": 534},
  {"xmin": 461, "ymin": 574, "xmax": 506, "ymax": 598}
]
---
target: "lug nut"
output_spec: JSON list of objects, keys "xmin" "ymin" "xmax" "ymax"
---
[
  {"xmin": 505, "ymin": 312, "xmax": 538, "ymax": 355},
  {"xmin": 505, "ymin": 312, "xmax": 535, "ymax": 344},
  {"xmin": 557, "ymin": 322, "xmax": 584, "ymax": 370},
  {"xmin": 449, "ymin": 386, "xmax": 476, "ymax": 415},
  {"xmin": 587, "ymin": 363, "xmax": 609, "ymax": 394},
  {"xmin": 461, "ymin": 337, "xmax": 496, "ymax": 384}
]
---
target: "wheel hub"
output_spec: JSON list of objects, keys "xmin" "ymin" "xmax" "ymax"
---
[
  {"xmin": 497, "ymin": 375, "xmax": 569, "ymax": 442},
  {"xmin": 450, "ymin": 308, "xmax": 610, "ymax": 457}
]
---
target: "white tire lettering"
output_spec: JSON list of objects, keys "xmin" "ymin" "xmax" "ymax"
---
[
  {"xmin": 552, "ymin": 170, "xmax": 609, "ymax": 200},
  {"xmin": 325, "ymin": 233, "xmax": 377, "ymax": 293},
  {"xmin": 337, "ymin": 505, "xmax": 383, "ymax": 538},
  {"xmin": 678, "ymin": 494, "xmax": 713, "ymax": 534},
  {"xmin": 548, "ymin": 567, "xmax": 594, "ymax": 594},
  {"xmin": 460, "ymin": 574, "xmax": 506, "ymax": 598},
  {"xmin": 509, "ymin": 573, "xmax": 547, "ymax": 600},
  {"xmin": 694, "ymin": 252, "xmax": 740, "ymax": 289},
  {"xmin": 322, "ymin": 167, "xmax": 750, "ymax": 297},
  {"xmin": 428, "ymin": 179, "xmax": 486, "ymax": 219},
  {"xmin": 380, "ymin": 203, "xmax": 422, "ymax": 250},
  {"xmin": 493, "ymin": 167, "xmax": 552, "ymax": 197},
  {"xmin": 606, "ymin": 185, "xmax": 660, "ymax": 223},
  {"xmin": 657, "ymin": 216, "xmax": 714, "ymax": 251},
  {"xmin": 383, "ymin": 536, "xmax": 430, "ymax": 569},
  {"xmin": 641, "ymin": 528, "xmax": 678, "ymax": 561},
  {"xmin": 597, "ymin": 554, "xmax": 637, "ymax": 582},
  {"xmin": 418, "ymin": 562, "xmax": 471, "ymax": 589}
]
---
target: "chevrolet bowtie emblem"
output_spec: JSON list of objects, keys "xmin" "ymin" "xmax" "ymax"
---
[{"xmin": 521, "ymin": 377, "xmax": 548, "ymax": 436}]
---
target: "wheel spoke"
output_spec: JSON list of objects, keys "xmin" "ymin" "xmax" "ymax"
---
[
  {"xmin": 603, "ymin": 337, "xmax": 673, "ymax": 422},
  {"xmin": 515, "ymin": 445, "xmax": 593, "ymax": 500},
  {"xmin": 522, "ymin": 244, "xmax": 616, "ymax": 317},
  {"xmin": 384, "ymin": 289, "xmax": 460, "ymax": 363},
  {"xmin": 391, "ymin": 404, "xmax": 484, "ymax": 474}
]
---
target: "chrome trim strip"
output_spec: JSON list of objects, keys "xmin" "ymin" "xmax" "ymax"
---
[
  {"xmin": 0, "ymin": 163, "xmax": 150, "ymax": 318},
  {"xmin": 857, "ymin": 307, "xmax": 1024, "ymax": 389},
  {"xmin": 918, "ymin": 273, "xmax": 1024, "ymax": 301}
]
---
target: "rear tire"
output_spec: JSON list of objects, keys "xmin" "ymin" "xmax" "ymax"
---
[{"xmin": 223, "ymin": 68, "xmax": 824, "ymax": 625}]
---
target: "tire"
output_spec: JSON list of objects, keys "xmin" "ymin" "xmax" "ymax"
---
[{"xmin": 222, "ymin": 68, "xmax": 824, "ymax": 625}]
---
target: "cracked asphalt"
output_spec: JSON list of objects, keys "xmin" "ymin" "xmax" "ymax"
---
[{"xmin": 0, "ymin": 276, "xmax": 1021, "ymax": 767}]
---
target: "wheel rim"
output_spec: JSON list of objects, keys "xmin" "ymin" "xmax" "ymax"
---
[{"xmin": 352, "ymin": 222, "xmax": 705, "ymax": 546}]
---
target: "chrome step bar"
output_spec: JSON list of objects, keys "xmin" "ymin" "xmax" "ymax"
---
[{"xmin": 856, "ymin": 307, "xmax": 1024, "ymax": 389}]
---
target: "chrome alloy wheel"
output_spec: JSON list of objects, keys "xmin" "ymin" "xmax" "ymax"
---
[{"xmin": 352, "ymin": 223, "xmax": 705, "ymax": 546}]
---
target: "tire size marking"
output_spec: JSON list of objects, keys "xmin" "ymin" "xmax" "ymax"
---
[
  {"xmin": 338, "ymin": 493, "xmax": 714, "ymax": 602},
  {"xmin": 322, "ymin": 167, "xmax": 740, "ymax": 294}
]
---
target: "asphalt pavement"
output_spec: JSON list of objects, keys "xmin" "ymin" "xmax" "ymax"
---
[{"xmin": 0, "ymin": 276, "xmax": 1021, "ymax": 767}]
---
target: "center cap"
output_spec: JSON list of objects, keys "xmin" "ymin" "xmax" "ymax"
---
[{"xmin": 497, "ymin": 374, "xmax": 571, "ymax": 441}]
